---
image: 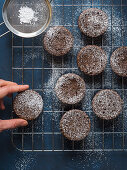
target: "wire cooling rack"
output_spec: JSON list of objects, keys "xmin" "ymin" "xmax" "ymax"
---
[{"xmin": 11, "ymin": 0, "xmax": 127, "ymax": 151}]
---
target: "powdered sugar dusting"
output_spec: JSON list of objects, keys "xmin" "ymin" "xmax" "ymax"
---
[
  {"xmin": 55, "ymin": 73, "xmax": 86, "ymax": 104},
  {"xmin": 13, "ymin": 90, "xmax": 43, "ymax": 120},
  {"xmin": 44, "ymin": 69, "xmax": 62, "ymax": 89},
  {"xmin": 78, "ymin": 8, "xmax": 108, "ymax": 37},
  {"xmin": 70, "ymin": 152, "xmax": 109, "ymax": 169},
  {"xmin": 60, "ymin": 109, "xmax": 90, "ymax": 141},
  {"xmin": 15, "ymin": 153, "xmax": 37, "ymax": 170},
  {"xmin": 77, "ymin": 45, "xmax": 107, "ymax": 75},
  {"xmin": 110, "ymin": 46, "xmax": 127, "ymax": 77},
  {"xmin": 92, "ymin": 89, "xmax": 123, "ymax": 120},
  {"xmin": 43, "ymin": 26, "xmax": 73, "ymax": 56}
]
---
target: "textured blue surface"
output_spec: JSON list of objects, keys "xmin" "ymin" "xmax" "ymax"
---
[{"xmin": 0, "ymin": 0, "xmax": 127, "ymax": 169}]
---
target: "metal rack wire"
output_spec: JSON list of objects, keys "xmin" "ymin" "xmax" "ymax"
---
[{"xmin": 10, "ymin": 0, "xmax": 127, "ymax": 151}]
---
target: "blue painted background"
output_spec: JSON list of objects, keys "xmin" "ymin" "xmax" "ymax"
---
[{"xmin": 0, "ymin": 0, "xmax": 127, "ymax": 169}]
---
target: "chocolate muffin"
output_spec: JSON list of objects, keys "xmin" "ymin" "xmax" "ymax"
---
[
  {"xmin": 13, "ymin": 90, "xmax": 43, "ymax": 120},
  {"xmin": 78, "ymin": 8, "xmax": 108, "ymax": 37},
  {"xmin": 77, "ymin": 45, "xmax": 107, "ymax": 76},
  {"xmin": 43, "ymin": 26, "xmax": 73, "ymax": 56},
  {"xmin": 60, "ymin": 109, "xmax": 91, "ymax": 141},
  {"xmin": 92, "ymin": 89, "xmax": 123, "ymax": 120},
  {"xmin": 110, "ymin": 46, "xmax": 127, "ymax": 77},
  {"xmin": 55, "ymin": 73, "xmax": 86, "ymax": 105}
]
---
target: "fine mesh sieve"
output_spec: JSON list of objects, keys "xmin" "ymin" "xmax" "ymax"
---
[{"xmin": 0, "ymin": 0, "xmax": 52, "ymax": 38}]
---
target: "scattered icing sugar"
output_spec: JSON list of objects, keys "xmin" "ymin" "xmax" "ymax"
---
[
  {"xmin": 110, "ymin": 46, "xmax": 127, "ymax": 77},
  {"xmin": 13, "ymin": 90, "xmax": 43, "ymax": 120},
  {"xmin": 92, "ymin": 89, "xmax": 123, "ymax": 120},
  {"xmin": 60, "ymin": 109, "xmax": 90, "ymax": 141},
  {"xmin": 43, "ymin": 26, "xmax": 73, "ymax": 56},
  {"xmin": 77, "ymin": 45, "xmax": 107, "ymax": 76},
  {"xmin": 18, "ymin": 6, "xmax": 38, "ymax": 24},
  {"xmin": 70, "ymin": 152, "xmax": 109, "ymax": 169},
  {"xmin": 44, "ymin": 69, "xmax": 62, "ymax": 89},
  {"xmin": 78, "ymin": 8, "xmax": 108, "ymax": 37},
  {"xmin": 15, "ymin": 153, "xmax": 37, "ymax": 170},
  {"xmin": 55, "ymin": 73, "xmax": 86, "ymax": 105}
]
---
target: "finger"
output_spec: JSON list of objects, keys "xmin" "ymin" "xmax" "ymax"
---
[
  {"xmin": 0, "ymin": 100, "xmax": 5, "ymax": 110},
  {"xmin": 0, "ymin": 79, "xmax": 17, "ymax": 87},
  {"xmin": 0, "ymin": 85, "xmax": 29, "ymax": 98},
  {"xmin": 2, "ymin": 84, "xmax": 17, "ymax": 98},
  {"xmin": 7, "ymin": 85, "xmax": 18, "ymax": 98},
  {"xmin": 7, "ymin": 93, "xmax": 12, "ymax": 98},
  {"xmin": 2, "ymin": 84, "xmax": 18, "ymax": 98},
  {"xmin": 7, "ymin": 82, "xmax": 17, "ymax": 86},
  {"xmin": 7, "ymin": 83, "xmax": 18, "ymax": 87},
  {"xmin": 0, "ymin": 119, "xmax": 28, "ymax": 132}
]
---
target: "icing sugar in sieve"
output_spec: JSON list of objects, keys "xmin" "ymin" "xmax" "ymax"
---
[{"xmin": 1, "ymin": 0, "xmax": 52, "ymax": 38}]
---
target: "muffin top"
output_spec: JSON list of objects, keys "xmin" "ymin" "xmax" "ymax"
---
[
  {"xmin": 77, "ymin": 45, "xmax": 107, "ymax": 76},
  {"xmin": 43, "ymin": 26, "xmax": 73, "ymax": 56},
  {"xmin": 78, "ymin": 8, "xmax": 108, "ymax": 37},
  {"xmin": 92, "ymin": 89, "xmax": 123, "ymax": 120},
  {"xmin": 55, "ymin": 73, "xmax": 86, "ymax": 105},
  {"xmin": 13, "ymin": 90, "xmax": 43, "ymax": 120},
  {"xmin": 110, "ymin": 46, "xmax": 127, "ymax": 77},
  {"xmin": 60, "ymin": 109, "xmax": 91, "ymax": 141}
]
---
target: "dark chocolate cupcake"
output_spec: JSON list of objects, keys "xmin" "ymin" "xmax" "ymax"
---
[
  {"xmin": 92, "ymin": 89, "xmax": 123, "ymax": 120},
  {"xmin": 13, "ymin": 90, "xmax": 43, "ymax": 120},
  {"xmin": 60, "ymin": 109, "xmax": 91, "ymax": 141},
  {"xmin": 77, "ymin": 45, "xmax": 107, "ymax": 76},
  {"xmin": 43, "ymin": 26, "xmax": 73, "ymax": 56},
  {"xmin": 78, "ymin": 8, "xmax": 108, "ymax": 37},
  {"xmin": 55, "ymin": 73, "xmax": 86, "ymax": 105},
  {"xmin": 110, "ymin": 46, "xmax": 127, "ymax": 77}
]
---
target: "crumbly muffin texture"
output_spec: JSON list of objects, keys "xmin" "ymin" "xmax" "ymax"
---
[
  {"xmin": 60, "ymin": 109, "xmax": 91, "ymax": 141},
  {"xmin": 77, "ymin": 45, "xmax": 107, "ymax": 76},
  {"xmin": 43, "ymin": 26, "xmax": 73, "ymax": 56},
  {"xmin": 110, "ymin": 46, "xmax": 127, "ymax": 77},
  {"xmin": 92, "ymin": 89, "xmax": 123, "ymax": 120},
  {"xmin": 13, "ymin": 90, "xmax": 43, "ymax": 120},
  {"xmin": 78, "ymin": 8, "xmax": 108, "ymax": 37},
  {"xmin": 55, "ymin": 73, "xmax": 86, "ymax": 105}
]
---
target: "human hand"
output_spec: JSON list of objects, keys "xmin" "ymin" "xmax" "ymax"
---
[{"xmin": 0, "ymin": 79, "xmax": 29, "ymax": 132}]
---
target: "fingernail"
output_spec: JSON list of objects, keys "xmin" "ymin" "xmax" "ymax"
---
[
  {"xmin": 24, "ymin": 85, "xmax": 29, "ymax": 87},
  {"xmin": 26, "ymin": 85, "xmax": 29, "ymax": 88},
  {"xmin": 22, "ymin": 121, "xmax": 28, "ymax": 126}
]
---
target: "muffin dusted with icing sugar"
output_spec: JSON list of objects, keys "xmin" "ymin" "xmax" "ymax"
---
[
  {"xmin": 60, "ymin": 109, "xmax": 91, "ymax": 141},
  {"xmin": 92, "ymin": 89, "xmax": 123, "ymax": 120},
  {"xmin": 78, "ymin": 8, "xmax": 108, "ymax": 37},
  {"xmin": 110, "ymin": 47, "xmax": 127, "ymax": 77},
  {"xmin": 43, "ymin": 26, "xmax": 73, "ymax": 56},
  {"xmin": 77, "ymin": 45, "xmax": 107, "ymax": 76},
  {"xmin": 13, "ymin": 90, "xmax": 43, "ymax": 120},
  {"xmin": 55, "ymin": 73, "xmax": 86, "ymax": 105}
]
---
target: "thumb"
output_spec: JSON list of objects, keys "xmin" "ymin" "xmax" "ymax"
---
[{"xmin": 0, "ymin": 119, "xmax": 28, "ymax": 132}]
